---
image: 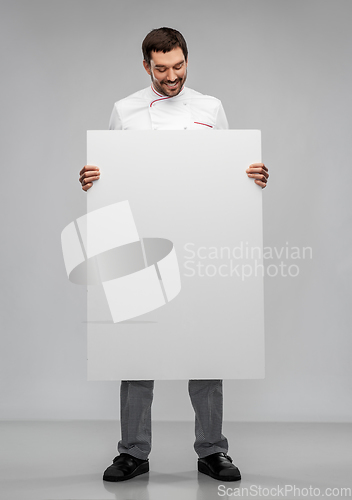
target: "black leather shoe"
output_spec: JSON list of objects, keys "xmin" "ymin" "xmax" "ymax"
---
[
  {"xmin": 198, "ymin": 452, "xmax": 241, "ymax": 481},
  {"xmin": 103, "ymin": 453, "xmax": 149, "ymax": 482}
]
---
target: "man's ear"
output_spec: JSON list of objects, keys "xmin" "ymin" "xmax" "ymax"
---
[{"xmin": 143, "ymin": 60, "xmax": 151, "ymax": 76}]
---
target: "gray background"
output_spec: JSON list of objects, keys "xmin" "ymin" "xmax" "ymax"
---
[{"xmin": 1, "ymin": 0, "xmax": 351, "ymax": 422}]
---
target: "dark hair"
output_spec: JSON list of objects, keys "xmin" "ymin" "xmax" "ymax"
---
[{"xmin": 142, "ymin": 27, "xmax": 188, "ymax": 66}]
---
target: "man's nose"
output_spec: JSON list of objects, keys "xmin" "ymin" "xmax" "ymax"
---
[{"xmin": 166, "ymin": 69, "xmax": 177, "ymax": 81}]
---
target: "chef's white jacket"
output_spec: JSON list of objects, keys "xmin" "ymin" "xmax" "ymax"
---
[{"xmin": 109, "ymin": 85, "xmax": 229, "ymax": 131}]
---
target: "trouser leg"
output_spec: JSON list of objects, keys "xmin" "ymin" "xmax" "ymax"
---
[
  {"xmin": 117, "ymin": 380, "xmax": 154, "ymax": 460},
  {"xmin": 188, "ymin": 379, "xmax": 229, "ymax": 458}
]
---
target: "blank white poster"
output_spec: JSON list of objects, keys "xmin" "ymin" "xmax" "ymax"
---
[{"xmin": 84, "ymin": 130, "xmax": 264, "ymax": 380}]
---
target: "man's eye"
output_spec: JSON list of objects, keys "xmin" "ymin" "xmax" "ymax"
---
[
  {"xmin": 157, "ymin": 69, "xmax": 166, "ymax": 73},
  {"xmin": 174, "ymin": 65, "xmax": 182, "ymax": 70}
]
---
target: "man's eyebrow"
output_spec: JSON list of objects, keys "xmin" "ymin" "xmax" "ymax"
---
[{"xmin": 154, "ymin": 61, "xmax": 185, "ymax": 68}]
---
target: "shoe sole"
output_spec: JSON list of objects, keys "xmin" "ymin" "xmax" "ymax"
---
[
  {"xmin": 198, "ymin": 461, "xmax": 241, "ymax": 482},
  {"xmin": 103, "ymin": 461, "xmax": 149, "ymax": 482}
]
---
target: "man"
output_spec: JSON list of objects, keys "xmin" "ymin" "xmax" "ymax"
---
[{"xmin": 79, "ymin": 27, "xmax": 269, "ymax": 483}]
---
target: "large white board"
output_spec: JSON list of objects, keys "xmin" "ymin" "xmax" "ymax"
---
[{"xmin": 85, "ymin": 130, "xmax": 264, "ymax": 380}]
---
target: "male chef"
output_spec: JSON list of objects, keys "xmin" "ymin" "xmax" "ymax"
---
[{"xmin": 79, "ymin": 27, "xmax": 269, "ymax": 483}]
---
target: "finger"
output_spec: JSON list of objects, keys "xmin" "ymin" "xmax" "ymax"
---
[
  {"xmin": 247, "ymin": 173, "xmax": 268, "ymax": 182},
  {"xmin": 80, "ymin": 165, "xmax": 100, "ymax": 174},
  {"xmin": 79, "ymin": 169, "xmax": 100, "ymax": 183},
  {"xmin": 79, "ymin": 165, "xmax": 100, "ymax": 176},
  {"xmin": 78, "ymin": 172, "xmax": 100, "ymax": 184},
  {"xmin": 247, "ymin": 163, "xmax": 268, "ymax": 171},
  {"xmin": 82, "ymin": 182, "xmax": 93, "ymax": 191},
  {"xmin": 255, "ymin": 179, "xmax": 267, "ymax": 188},
  {"xmin": 80, "ymin": 178, "xmax": 99, "ymax": 190},
  {"xmin": 79, "ymin": 175, "xmax": 100, "ymax": 184},
  {"xmin": 246, "ymin": 167, "xmax": 269, "ymax": 177},
  {"xmin": 247, "ymin": 171, "xmax": 269, "ymax": 180},
  {"xmin": 79, "ymin": 172, "xmax": 100, "ymax": 184},
  {"xmin": 82, "ymin": 176, "xmax": 100, "ymax": 186}
]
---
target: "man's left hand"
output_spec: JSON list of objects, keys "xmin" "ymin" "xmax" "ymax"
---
[{"xmin": 246, "ymin": 163, "xmax": 269, "ymax": 188}]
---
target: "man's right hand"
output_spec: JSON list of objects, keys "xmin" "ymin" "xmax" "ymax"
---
[{"xmin": 79, "ymin": 165, "xmax": 100, "ymax": 191}]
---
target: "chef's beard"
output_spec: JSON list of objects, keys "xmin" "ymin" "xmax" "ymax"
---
[{"xmin": 151, "ymin": 69, "xmax": 187, "ymax": 97}]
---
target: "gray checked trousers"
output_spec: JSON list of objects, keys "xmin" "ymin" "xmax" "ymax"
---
[{"xmin": 117, "ymin": 380, "xmax": 229, "ymax": 459}]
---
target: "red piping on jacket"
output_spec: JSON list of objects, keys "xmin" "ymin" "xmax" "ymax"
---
[
  {"xmin": 150, "ymin": 96, "xmax": 172, "ymax": 107},
  {"xmin": 150, "ymin": 85, "xmax": 185, "ymax": 107},
  {"xmin": 194, "ymin": 122, "xmax": 213, "ymax": 128},
  {"xmin": 151, "ymin": 85, "xmax": 164, "ymax": 97}
]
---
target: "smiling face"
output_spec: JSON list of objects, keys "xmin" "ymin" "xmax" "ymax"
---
[{"xmin": 143, "ymin": 47, "xmax": 188, "ymax": 97}]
